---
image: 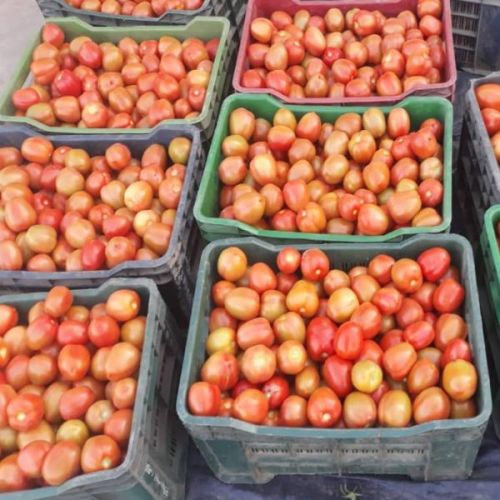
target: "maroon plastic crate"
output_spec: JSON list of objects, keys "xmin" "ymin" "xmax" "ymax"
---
[{"xmin": 233, "ymin": 0, "xmax": 457, "ymax": 105}]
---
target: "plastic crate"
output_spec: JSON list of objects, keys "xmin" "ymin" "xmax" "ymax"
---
[
  {"xmin": 232, "ymin": 0, "xmax": 457, "ymax": 105},
  {"xmin": 457, "ymin": 72, "xmax": 500, "ymax": 227},
  {"xmin": 0, "ymin": 16, "xmax": 232, "ymax": 142},
  {"xmin": 177, "ymin": 235, "xmax": 491, "ymax": 484},
  {"xmin": 0, "ymin": 278, "xmax": 187, "ymax": 499},
  {"xmin": 451, "ymin": 0, "xmax": 500, "ymax": 74},
  {"xmin": 227, "ymin": 0, "xmax": 246, "ymax": 28},
  {"xmin": 0, "ymin": 124, "xmax": 204, "ymax": 322},
  {"xmin": 35, "ymin": 0, "xmax": 236, "ymax": 26},
  {"xmin": 481, "ymin": 206, "xmax": 500, "ymax": 343},
  {"xmin": 194, "ymin": 93, "xmax": 453, "ymax": 243},
  {"xmin": 478, "ymin": 208, "xmax": 500, "ymax": 439}
]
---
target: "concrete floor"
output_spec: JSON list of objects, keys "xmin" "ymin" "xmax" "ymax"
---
[{"xmin": 0, "ymin": 0, "xmax": 43, "ymax": 91}]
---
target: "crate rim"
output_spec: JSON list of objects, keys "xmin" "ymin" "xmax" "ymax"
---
[
  {"xmin": 194, "ymin": 93, "xmax": 454, "ymax": 243},
  {"xmin": 0, "ymin": 122, "xmax": 202, "ymax": 282},
  {"xmin": 0, "ymin": 15, "xmax": 231, "ymax": 134},
  {"xmin": 177, "ymin": 233, "xmax": 492, "ymax": 438},
  {"xmin": 0, "ymin": 278, "xmax": 169, "ymax": 498},
  {"xmin": 232, "ymin": 0, "xmax": 457, "ymax": 104}
]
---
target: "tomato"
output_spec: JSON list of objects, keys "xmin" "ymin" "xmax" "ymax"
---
[
  {"xmin": 372, "ymin": 287, "xmax": 403, "ymax": 315},
  {"xmin": 450, "ymin": 399, "xmax": 477, "ymax": 419},
  {"xmin": 407, "ymin": 358, "xmax": 439, "ymax": 395},
  {"xmin": 81, "ymin": 435, "xmax": 121, "ymax": 473},
  {"xmin": 476, "ymin": 83, "xmax": 500, "ymax": 111},
  {"xmin": 322, "ymin": 355, "xmax": 353, "ymax": 398},
  {"xmin": 58, "ymin": 344, "xmax": 90, "ymax": 381},
  {"xmin": 351, "ymin": 359, "xmax": 382, "ymax": 393},
  {"xmin": 433, "ymin": 279, "xmax": 465, "ymax": 313},
  {"xmin": 334, "ymin": 321, "xmax": 363, "ymax": 360},
  {"xmin": 307, "ymin": 387, "xmax": 341, "ymax": 428},
  {"xmin": 0, "ymin": 454, "xmax": 30, "ymax": 492},
  {"xmin": 262, "ymin": 375, "xmax": 290, "ymax": 410},
  {"xmin": 276, "ymin": 247, "xmax": 301, "ymax": 274},
  {"xmin": 300, "ymin": 248, "xmax": 329, "ymax": 281},
  {"xmin": 241, "ymin": 344, "xmax": 276, "ymax": 384},
  {"xmin": 327, "ymin": 287, "xmax": 359, "ymax": 323},
  {"xmin": 59, "ymin": 386, "xmax": 95, "ymax": 420},
  {"xmin": 278, "ymin": 395, "xmax": 307, "ymax": 427},
  {"xmin": 378, "ymin": 390, "xmax": 411, "ymax": 427},
  {"xmin": 306, "ymin": 316, "xmax": 336, "ymax": 361},
  {"xmin": 413, "ymin": 387, "xmax": 450, "ymax": 424},
  {"xmin": 7, "ymin": 393, "xmax": 44, "ymax": 432},
  {"xmin": 111, "ymin": 377, "xmax": 136, "ymax": 409},
  {"xmin": 88, "ymin": 316, "xmax": 120, "ymax": 348},
  {"xmin": 232, "ymin": 388, "xmax": 269, "ymax": 424},
  {"xmin": 442, "ymin": 360, "xmax": 477, "ymax": 402},
  {"xmin": 350, "ymin": 303, "xmax": 382, "ymax": 339},
  {"xmin": 225, "ymin": 287, "xmax": 260, "ymax": 321},
  {"xmin": 247, "ymin": 263, "xmax": 277, "ymax": 294},
  {"xmin": 103, "ymin": 409, "xmax": 132, "ymax": 445},
  {"xmin": 391, "ymin": 258, "xmax": 423, "ymax": 294},
  {"xmin": 417, "ymin": 247, "xmax": 450, "ymax": 282},
  {"xmin": 200, "ymin": 351, "xmax": 239, "ymax": 391},
  {"xmin": 286, "ymin": 280, "xmax": 319, "ymax": 318},
  {"xmin": 382, "ymin": 342, "xmax": 417, "ymax": 381},
  {"xmin": 403, "ymin": 320, "xmax": 435, "ymax": 350},
  {"xmin": 106, "ymin": 290, "xmax": 140, "ymax": 322},
  {"xmin": 17, "ymin": 440, "xmax": 51, "ymax": 479},
  {"xmin": 0, "ymin": 306, "xmax": 18, "ymax": 336},
  {"xmin": 441, "ymin": 338, "xmax": 472, "ymax": 367},
  {"xmin": 343, "ymin": 392, "xmax": 376, "ymax": 428}
]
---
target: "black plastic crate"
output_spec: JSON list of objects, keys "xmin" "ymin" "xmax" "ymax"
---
[
  {"xmin": 0, "ymin": 279, "xmax": 187, "ymax": 499},
  {"xmin": 457, "ymin": 71, "xmax": 500, "ymax": 232},
  {"xmin": 0, "ymin": 124, "xmax": 204, "ymax": 321},
  {"xmin": 35, "ymin": 0, "xmax": 237, "ymax": 26},
  {"xmin": 451, "ymin": 0, "xmax": 500, "ymax": 74}
]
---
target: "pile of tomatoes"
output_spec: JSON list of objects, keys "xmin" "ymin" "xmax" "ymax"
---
[
  {"xmin": 11, "ymin": 23, "xmax": 220, "ymax": 128},
  {"xmin": 475, "ymin": 83, "xmax": 500, "ymax": 163},
  {"xmin": 0, "ymin": 286, "xmax": 145, "ymax": 491},
  {"xmin": 0, "ymin": 135, "xmax": 192, "ymax": 272},
  {"xmin": 241, "ymin": 2, "xmax": 448, "ymax": 99},
  {"xmin": 217, "ymin": 106, "xmax": 444, "ymax": 235},
  {"xmin": 64, "ymin": 0, "xmax": 204, "ymax": 17},
  {"xmin": 188, "ymin": 245, "xmax": 479, "ymax": 428}
]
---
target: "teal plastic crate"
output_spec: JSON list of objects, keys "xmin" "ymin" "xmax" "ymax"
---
[
  {"xmin": 0, "ymin": 16, "xmax": 232, "ymax": 141},
  {"xmin": 177, "ymin": 234, "xmax": 491, "ymax": 484},
  {"xmin": 194, "ymin": 93, "xmax": 454, "ymax": 243},
  {"xmin": 0, "ymin": 279, "xmax": 187, "ymax": 499}
]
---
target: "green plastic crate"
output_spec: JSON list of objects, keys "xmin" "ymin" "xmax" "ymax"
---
[
  {"xmin": 481, "ymin": 205, "xmax": 500, "ymax": 348},
  {"xmin": 0, "ymin": 16, "xmax": 232, "ymax": 141},
  {"xmin": 177, "ymin": 234, "xmax": 491, "ymax": 484},
  {"xmin": 0, "ymin": 279, "xmax": 187, "ymax": 499},
  {"xmin": 194, "ymin": 93, "xmax": 453, "ymax": 243}
]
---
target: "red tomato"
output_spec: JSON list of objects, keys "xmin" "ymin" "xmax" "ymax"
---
[
  {"xmin": 382, "ymin": 342, "xmax": 417, "ymax": 381},
  {"xmin": 322, "ymin": 355, "xmax": 353, "ymax": 398},
  {"xmin": 433, "ymin": 279, "xmax": 465, "ymax": 313},
  {"xmin": 417, "ymin": 247, "xmax": 451, "ymax": 282},
  {"xmin": 306, "ymin": 387, "xmax": 341, "ymax": 428},
  {"xmin": 306, "ymin": 316, "xmax": 336, "ymax": 361},
  {"xmin": 262, "ymin": 375, "xmax": 290, "ymax": 410},
  {"xmin": 334, "ymin": 321, "xmax": 363, "ymax": 360},
  {"xmin": 187, "ymin": 381, "xmax": 221, "ymax": 416}
]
